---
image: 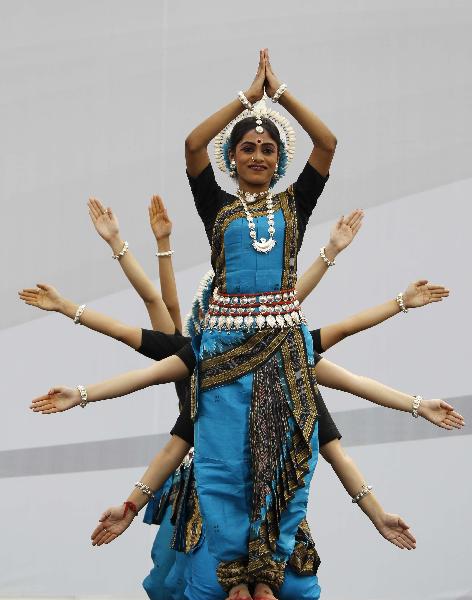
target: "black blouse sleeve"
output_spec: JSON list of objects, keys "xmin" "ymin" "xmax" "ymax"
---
[
  {"xmin": 170, "ymin": 396, "xmax": 194, "ymax": 447},
  {"xmin": 316, "ymin": 390, "xmax": 342, "ymax": 447},
  {"xmin": 175, "ymin": 342, "xmax": 197, "ymax": 373},
  {"xmin": 292, "ymin": 162, "xmax": 329, "ymax": 248},
  {"xmin": 310, "ymin": 329, "xmax": 324, "ymax": 354},
  {"xmin": 187, "ymin": 163, "xmax": 227, "ymax": 244},
  {"xmin": 136, "ymin": 329, "xmax": 191, "ymax": 361}
]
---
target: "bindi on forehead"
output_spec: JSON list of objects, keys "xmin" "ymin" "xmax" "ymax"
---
[{"xmin": 240, "ymin": 134, "xmax": 276, "ymax": 148}]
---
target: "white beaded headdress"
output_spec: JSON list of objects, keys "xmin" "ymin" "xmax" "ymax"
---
[{"xmin": 214, "ymin": 97, "xmax": 296, "ymax": 183}]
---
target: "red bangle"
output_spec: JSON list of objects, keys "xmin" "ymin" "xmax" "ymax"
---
[{"xmin": 123, "ymin": 501, "xmax": 138, "ymax": 518}]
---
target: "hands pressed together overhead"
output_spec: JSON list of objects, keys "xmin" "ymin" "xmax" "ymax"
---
[{"xmin": 246, "ymin": 48, "xmax": 283, "ymax": 104}]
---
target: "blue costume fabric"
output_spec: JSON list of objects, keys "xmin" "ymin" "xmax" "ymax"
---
[
  {"xmin": 189, "ymin": 161, "xmax": 328, "ymax": 591},
  {"xmin": 142, "ymin": 504, "xmax": 178, "ymax": 600}
]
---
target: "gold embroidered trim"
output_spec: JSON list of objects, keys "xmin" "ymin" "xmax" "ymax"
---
[
  {"xmin": 200, "ymin": 328, "xmax": 289, "ymax": 391},
  {"xmin": 288, "ymin": 518, "xmax": 321, "ymax": 576},
  {"xmin": 216, "ymin": 558, "xmax": 249, "ymax": 591}
]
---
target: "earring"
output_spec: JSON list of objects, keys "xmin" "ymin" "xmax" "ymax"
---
[
  {"xmin": 229, "ymin": 160, "xmax": 237, "ymax": 178},
  {"xmin": 272, "ymin": 163, "xmax": 280, "ymax": 181}
]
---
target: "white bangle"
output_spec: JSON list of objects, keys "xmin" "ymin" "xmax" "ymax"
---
[
  {"xmin": 135, "ymin": 481, "xmax": 155, "ymax": 499},
  {"xmin": 271, "ymin": 83, "xmax": 287, "ymax": 103},
  {"xmin": 77, "ymin": 385, "xmax": 88, "ymax": 408},
  {"xmin": 237, "ymin": 91, "xmax": 253, "ymax": 111},
  {"xmin": 73, "ymin": 304, "xmax": 86, "ymax": 325},
  {"xmin": 320, "ymin": 246, "xmax": 336, "ymax": 267},
  {"xmin": 412, "ymin": 395, "xmax": 422, "ymax": 418},
  {"xmin": 156, "ymin": 250, "xmax": 174, "ymax": 257},
  {"xmin": 396, "ymin": 292, "xmax": 408, "ymax": 313},
  {"xmin": 352, "ymin": 483, "xmax": 373, "ymax": 504},
  {"xmin": 112, "ymin": 241, "xmax": 129, "ymax": 260}
]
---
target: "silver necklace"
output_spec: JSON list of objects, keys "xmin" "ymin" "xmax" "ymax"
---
[{"xmin": 237, "ymin": 189, "xmax": 276, "ymax": 253}]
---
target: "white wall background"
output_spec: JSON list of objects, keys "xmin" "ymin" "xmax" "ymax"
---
[{"xmin": 1, "ymin": 1, "xmax": 471, "ymax": 599}]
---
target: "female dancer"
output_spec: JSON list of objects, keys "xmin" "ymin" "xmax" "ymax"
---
[
  {"xmin": 27, "ymin": 48, "xmax": 464, "ymax": 600},
  {"xmin": 184, "ymin": 47, "xmax": 338, "ymax": 598}
]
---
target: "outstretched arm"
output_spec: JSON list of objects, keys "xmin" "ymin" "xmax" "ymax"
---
[
  {"xmin": 88, "ymin": 198, "xmax": 175, "ymax": 334},
  {"xmin": 91, "ymin": 435, "xmax": 191, "ymax": 546},
  {"xmin": 19, "ymin": 284, "xmax": 142, "ymax": 349},
  {"xmin": 321, "ymin": 439, "xmax": 416, "ymax": 550},
  {"xmin": 264, "ymin": 49, "xmax": 337, "ymax": 177},
  {"xmin": 148, "ymin": 195, "xmax": 182, "ymax": 332},
  {"xmin": 315, "ymin": 358, "xmax": 465, "ymax": 429},
  {"xmin": 320, "ymin": 280, "xmax": 450, "ymax": 351},
  {"xmin": 185, "ymin": 50, "xmax": 266, "ymax": 177},
  {"xmin": 296, "ymin": 210, "xmax": 364, "ymax": 303},
  {"xmin": 30, "ymin": 355, "xmax": 190, "ymax": 414}
]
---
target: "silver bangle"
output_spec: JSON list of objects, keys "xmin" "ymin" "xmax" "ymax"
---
[
  {"xmin": 412, "ymin": 395, "xmax": 422, "ymax": 418},
  {"xmin": 73, "ymin": 304, "xmax": 86, "ymax": 325},
  {"xmin": 271, "ymin": 83, "xmax": 287, "ymax": 103},
  {"xmin": 77, "ymin": 385, "xmax": 88, "ymax": 408},
  {"xmin": 112, "ymin": 241, "xmax": 129, "ymax": 260},
  {"xmin": 396, "ymin": 292, "xmax": 408, "ymax": 313},
  {"xmin": 352, "ymin": 483, "xmax": 373, "ymax": 504},
  {"xmin": 156, "ymin": 250, "xmax": 174, "ymax": 257},
  {"xmin": 320, "ymin": 246, "xmax": 336, "ymax": 267},
  {"xmin": 134, "ymin": 481, "xmax": 155, "ymax": 499},
  {"xmin": 237, "ymin": 91, "xmax": 253, "ymax": 111}
]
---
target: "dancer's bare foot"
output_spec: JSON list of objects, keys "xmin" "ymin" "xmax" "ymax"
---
[
  {"xmin": 253, "ymin": 582, "xmax": 277, "ymax": 600},
  {"xmin": 226, "ymin": 583, "xmax": 252, "ymax": 600}
]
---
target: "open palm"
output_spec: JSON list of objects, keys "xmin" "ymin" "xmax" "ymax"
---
[
  {"xmin": 30, "ymin": 386, "xmax": 80, "ymax": 414},
  {"xmin": 19, "ymin": 283, "xmax": 63, "ymax": 312},
  {"xmin": 91, "ymin": 505, "xmax": 135, "ymax": 546},
  {"xmin": 375, "ymin": 513, "xmax": 416, "ymax": 550},
  {"xmin": 149, "ymin": 195, "xmax": 172, "ymax": 240},
  {"xmin": 330, "ymin": 209, "xmax": 364, "ymax": 252},
  {"xmin": 403, "ymin": 280, "xmax": 449, "ymax": 309},
  {"xmin": 88, "ymin": 197, "xmax": 120, "ymax": 243},
  {"xmin": 420, "ymin": 399, "xmax": 464, "ymax": 430}
]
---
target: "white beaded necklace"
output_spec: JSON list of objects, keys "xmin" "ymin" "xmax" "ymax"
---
[{"xmin": 237, "ymin": 189, "xmax": 276, "ymax": 253}]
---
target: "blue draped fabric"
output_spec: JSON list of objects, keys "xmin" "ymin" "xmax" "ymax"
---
[{"xmin": 193, "ymin": 208, "xmax": 320, "ymax": 581}]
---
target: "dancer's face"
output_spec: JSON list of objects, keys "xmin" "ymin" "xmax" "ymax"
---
[{"xmin": 230, "ymin": 129, "xmax": 278, "ymax": 191}]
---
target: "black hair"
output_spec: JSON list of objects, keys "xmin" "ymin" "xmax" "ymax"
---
[{"xmin": 229, "ymin": 117, "xmax": 281, "ymax": 153}]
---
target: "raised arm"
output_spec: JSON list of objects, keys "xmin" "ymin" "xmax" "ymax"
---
[
  {"xmin": 148, "ymin": 195, "xmax": 182, "ymax": 332},
  {"xmin": 29, "ymin": 354, "xmax": 190, "ymax": 414},
  {"xmin": 87, "ymin": 198, "xmax": 175, "ymax": 334},
  {"xmin": 19, "ymin": 284, "xmax": 142, "ymax": 349},
  {"xmin": 315, "ymin": 358, "xmax": 465, "ymax": 429},
  {"xmin": 296, "ymin": 210, "xmax": 364, "ymax": 303},
  {"xmin": 185, "ymin": 50, "xmax": 266, "ymax": 177},
  {"xmin": 320, "ymin": 439, "xmax": 416, "ymax": 550},
  {"xmin": 319, "ymin": 280, "xmax": 450, "ymax": 351},
  {"xmin": 264, "ymin": 49, "xmax": 337, "ymax": 177},
  {"xmin": 91, "ymin": 435, "xmax": 191, "ymax": 546}
]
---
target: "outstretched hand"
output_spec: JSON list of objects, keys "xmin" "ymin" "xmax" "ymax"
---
[
  {"xmin": 374, "ymin": 512, "xmax": 416, "ymax": 550},
  {"xmin": 263, "ymin": 48, "xmax": 283, "ymax": 98},
  {"xmin": 91, "ymin": 504, "xmax": 135, "ymax": 546},
  {"xmin": 18, "ymin": 283, "xmax": 63, "ymax": 312},
  {"xmin": 403, "ymin": 280, "xmax": 450, "ymax": 309},
  {"xmin": 245, "ymin": 49, "xmax": 266, "ymax": 104},
  {"xmin": 329, "ymin": 209, "xmax": 364, "ymax": 253},
  {"xmin": 420, "ymin": 399, "xmax": 465, "ymax": 430},
  {"xmin": 88, "ymin": 198, "xmax": 120, "ymax": 244},
  {"xmin": 30, "ymin": 387, "xmax": 80, "ymax": 414},
  {"xmin": 149, "ymin": 195, "xmax": 172, "ymax": 241}
]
